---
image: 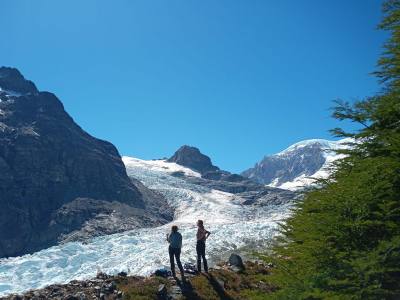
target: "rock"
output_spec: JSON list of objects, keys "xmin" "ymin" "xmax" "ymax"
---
[
  {"xmin": 101, "ymin": 281, "xmax": 116, "ymax": 293},
  {"xmin": 75, "ymin": 292, "xmax": 87, "ymax": 300},
  {"xmin": 228, "ymin": 253, "xmax": 245, "ymax": 270},
  {"xmin": 63, "ymin": 295, "xmax": 79, "ymax": 300},
  {"xmin": 96, "ymin": 272, "xmax": 109, "ymax": 280},
  {"xmin": 167, "ymin": 145, "xmax": 219, "ymax": 175},
  {"xmin": 117, "ymin": 271, "xmax": 127, "ymax": 277},
  {"xmin": 33, "ymin": 291, "xmax": 41, "ymax": 298},
  {"xmin": 167, "ymin": 284, "xmax": 182, "ymax": 300},
  {"xmin": 156, "ymin": 284, "xmax": 167, "ymax": 299},
  {"xmin": 0, "ymin": 67, "xmax": 38, "ymax": 94}
]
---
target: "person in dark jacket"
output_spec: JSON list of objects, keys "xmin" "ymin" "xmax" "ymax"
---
[
  {"xmin": 166, "ymin": 225, "xmax": 185, "ymax": 280},
  {"xmin": 196, "ymin": 220, "xmax": 211, "ymax": 273}
]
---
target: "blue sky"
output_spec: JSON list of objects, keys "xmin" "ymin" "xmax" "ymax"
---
[{"xmin": 0, "ymin": 0, "xmax": 386, "ymax": 173}]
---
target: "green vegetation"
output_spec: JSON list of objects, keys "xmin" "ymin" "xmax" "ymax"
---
[
  {"xmin": 117, "ymin": 262, "xmax": 275, "ymax": 300},
  {"xmin": 117, "ymin": 276, "xmax": 170, "ymax": 300},
  {"xmin": 263, "ymin": 1, "xmax": 400, "ymax": 299},
  {"xmin": 204, "ymin": 262, "xmax": 276, "ymax": 299}
]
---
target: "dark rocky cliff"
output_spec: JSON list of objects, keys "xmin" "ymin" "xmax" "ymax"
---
[
  {"xmin": 167, "ymin": 145, "xmax": 219, "ymax": 175},
  {"xmin": 0, "ymin": 67, "xmax": 171, "ymax": 258}
]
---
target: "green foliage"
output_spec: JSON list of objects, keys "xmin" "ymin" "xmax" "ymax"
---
[{"xmin": 264, "ymin": 1, "xmax": 400, "ymax": 299}]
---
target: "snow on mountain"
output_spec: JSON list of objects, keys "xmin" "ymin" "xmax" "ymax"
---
[
  {"xmin": 122, "ymin": 156, "xmax": 202, "ymax": 178},
  {"xmin": 242, "ymin": 138, "xmax": 352, "ymax": 191},
  {"xmin": 0, "ymin": 155, "xmax": 294, "ymax": 297}
]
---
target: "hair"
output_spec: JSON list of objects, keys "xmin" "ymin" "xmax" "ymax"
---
[
  {"xmin": 171, "ymin": 225, "xmax": 178, "ymax": 232},
  {"xmin": 197, "ymin": 220, "xmax": 204, "ymax": 227}
]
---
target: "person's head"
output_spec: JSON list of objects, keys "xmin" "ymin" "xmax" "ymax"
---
[
  {"xmin": 171, "ymin": 225, "xmax": 178, "ymax": 233},
  {"xmin": 197, "ymin": 220, "xmax": 204, "ymax": 228}
]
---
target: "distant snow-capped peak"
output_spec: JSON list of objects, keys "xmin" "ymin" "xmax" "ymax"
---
[
  {"xmin": 277, "ymin": 139, "xmax": 346, "ymax": 156},
  {"xmin": 242, "ymin": 138, "xmax": 352, "ymax": 191}
]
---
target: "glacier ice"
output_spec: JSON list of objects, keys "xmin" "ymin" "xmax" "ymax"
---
[{"xmin": 0, "ymin": 156, "xmax": 293, "ymax": 297}]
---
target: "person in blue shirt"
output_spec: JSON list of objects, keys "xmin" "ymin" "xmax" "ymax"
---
[{"xmin": 166, "ymin": 225, "xmax": 185, "ymax": 280}]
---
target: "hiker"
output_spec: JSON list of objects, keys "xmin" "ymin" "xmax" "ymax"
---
[
  {"xmin": 166, "ymin": 225, "xmax": 185, "ymax": 280},
  {"xmin": 196, "ymin": 219, "xmax": 211, "ymax": 273}
]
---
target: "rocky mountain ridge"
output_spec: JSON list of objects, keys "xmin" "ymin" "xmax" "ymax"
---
[
  {"xmin": 0, "ymin": 67, "xmax": 172, "ymax": 258},
  {"xmin": 241, "ymin": 139, "xmax": 351, "ymax": 190}
]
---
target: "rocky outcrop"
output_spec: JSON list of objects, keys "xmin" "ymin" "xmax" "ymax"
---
[
  {"xmin": 228, "ymin": 253, "xmax": 245, "ymax": 271},
  {"xmin": 0, "ymin": 67, "xmax": 172, "ymax": 258},
  {"xmin": 2, "ymin": 272, "xmax": 126, "ymax": 300},
  {"xmin": 167, "ymin": 145, "xmax": 219, "ymax": 175}
]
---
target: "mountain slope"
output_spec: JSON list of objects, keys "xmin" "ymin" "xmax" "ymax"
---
[
  {"xmin": 242, "ymin": 139, "xmax": 351, "ymax": 190},
  {"xmin": 0, "ymin": 67, "xmax": 171, "ymax": 258}
]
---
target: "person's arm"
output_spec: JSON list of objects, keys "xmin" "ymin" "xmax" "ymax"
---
[
  {"xmin": 166, "ymin": 233, "xmax": 170, "ymax": 243},
  {"xmin": 205, "ymin": 230, "xmax": 211, "ymax": 239}
]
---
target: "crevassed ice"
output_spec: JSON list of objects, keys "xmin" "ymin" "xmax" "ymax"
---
[{"xmin": 0, "ymin": 156, "xmax": 293, "ymax": 297}]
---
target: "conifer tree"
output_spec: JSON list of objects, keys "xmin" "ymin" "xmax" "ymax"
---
[{"xmin": 266, "ymin": 1, "xmax": 400, "ymax": 299}]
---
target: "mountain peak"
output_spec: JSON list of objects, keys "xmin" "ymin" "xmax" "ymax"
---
[
  {"xmin": 242, "ymin": 138, "xmax": 350, "ymax": 190},
  {"xmin": 167, "ymin": 145, "xmax": 219, "ymax": 174},
  {"xmin": 0, "ymin": 67, "xmax": 38, "ymax": 95}
]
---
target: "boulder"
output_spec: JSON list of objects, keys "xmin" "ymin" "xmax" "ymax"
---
[
  {"xmin": 228, "ymin": 253, "xmax": 245, "ymax": 270},
  {"xmin": 157, "ymin": 284, "xmax": 167, "ymax": 299}
]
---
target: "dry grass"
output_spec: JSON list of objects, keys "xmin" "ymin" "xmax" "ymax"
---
[{"xmin": 117, "ymin": 276, "xmax": 170, "ymax": 300}]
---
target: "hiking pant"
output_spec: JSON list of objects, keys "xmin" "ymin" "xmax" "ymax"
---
[
  {"xmin": 169, "ymin": 246, "xmax": 184, "ymax": 276},
  {"xmin": 196, "ymin": 240, "xmax": 208, "ymax": 272}
]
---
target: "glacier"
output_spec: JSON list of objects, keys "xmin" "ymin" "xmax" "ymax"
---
[{"xmin": 0, "ymin": 156, "xmax": 293, "ymax": 297}]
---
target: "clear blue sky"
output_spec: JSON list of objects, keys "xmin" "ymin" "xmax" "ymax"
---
[{"xmin": 0, "ymin": 0, "xmax": 386, "ymax": 173}]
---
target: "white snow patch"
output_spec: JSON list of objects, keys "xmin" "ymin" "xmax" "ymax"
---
[
  {"xmin": 3, "ymin": 90, "xmax": 23, "ymax": 97},
  {"xmin": 0, "ymin": 86, "xmax": 26, "ymax": 98},
  {"xmin": 276, "ymin": 138, "xmax": 349, "ymax": 157},
  {"xmin": 122, "ymin": 156, "xmax": 201, "ymax": 178}
]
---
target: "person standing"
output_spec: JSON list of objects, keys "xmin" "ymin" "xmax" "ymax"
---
[
  {"xmin": 166, "ymin": 225, "xmax": 185, "ymax": 280},
  {"xmin": 196, "ymin": 220, "xmax": 211, "ymax": 273}
]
